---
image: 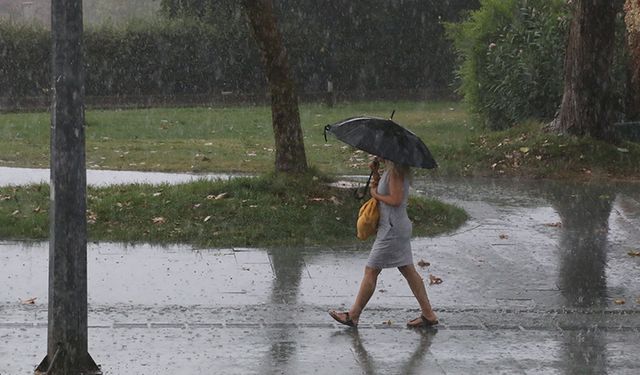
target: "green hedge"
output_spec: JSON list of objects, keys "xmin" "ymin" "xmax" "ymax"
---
[
  {"xmin": 0, "ymin": 22, "xmax": 51, "ymax": 99},
  {"xmin": 83, "ymin": 19, "xmax": 263, "ymax": 96},
  {"xmin": 1, "ymin": 1, "xmax": 478, "ymax": 101}
]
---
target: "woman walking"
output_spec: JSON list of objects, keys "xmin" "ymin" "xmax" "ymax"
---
[{"xmin": 329, "ymin": 157, "xmax": 438, "ymax": 328}]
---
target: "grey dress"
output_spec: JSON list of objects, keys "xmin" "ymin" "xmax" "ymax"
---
[{"xmin": 366, "ymin": 169, "xmax": 413, "ymax": 269}]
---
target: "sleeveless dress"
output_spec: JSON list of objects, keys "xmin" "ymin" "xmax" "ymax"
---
[{"xmin": 366, "ymin": 169, "xmax": 413, "ymax": 269}]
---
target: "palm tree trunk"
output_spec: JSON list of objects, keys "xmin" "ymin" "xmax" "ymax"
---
[{"xmin": 553, "ymin": 0, "xmax": 618, "ymax": 141}]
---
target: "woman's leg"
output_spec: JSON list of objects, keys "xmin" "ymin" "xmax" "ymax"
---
[
  {"xmin": 349, "ymin": 266, "xmax": 382, "ymax": 323},
  {"xmin": 330, "ymin": 266, "xmax": 381, "ymax": 325},
  {"xmin": 398, "ymin": 264, "xmax": 438, "ymax": 323}
]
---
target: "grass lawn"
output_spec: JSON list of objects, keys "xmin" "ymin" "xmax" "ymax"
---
[
  {"xmin": 0, "ymin": 101, "xmax": 477, "ymax": 175},
  {"xmin": 0, "ymin": 172, "xmax": 468, "ymax": 247},
  {"xmin": 2, "ymin": 100, "xmax": 640, "ymax": 246},
  {"xmin": 2, "ymin": 100, "xmax": 639, "ymax": 179}
]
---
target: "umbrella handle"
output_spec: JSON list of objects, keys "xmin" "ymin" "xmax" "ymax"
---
[
  {"xmin": 323, "ymin": 125, "xmax": 331, "ymax": 142},
  {"xmin": 354, "ymin": 171, "xmax": 373, "ymax": 200}
]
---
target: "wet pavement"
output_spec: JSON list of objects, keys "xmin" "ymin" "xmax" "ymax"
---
[
  {"xmin": 1, "ymin": 173, "xmax": 640, "ymax": 374},
  {"xmin": 0, "ymin": 167, "xmax": 234, "ymax": 187}
]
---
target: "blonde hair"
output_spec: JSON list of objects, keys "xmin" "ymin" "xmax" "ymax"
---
[{"xmin": 386, "ymin": 160, "xmax": 412, "ymax": 184}]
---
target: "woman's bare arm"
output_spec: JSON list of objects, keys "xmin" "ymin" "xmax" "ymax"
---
[{"xmin": 370, "ymin": 169, "xmax": 404, "ymax": 207}]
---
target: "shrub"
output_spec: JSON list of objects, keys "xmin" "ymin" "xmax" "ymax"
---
[
  {"xmin": 0, "ymin": 21, "xmax": 50, "ymax": 98},
  {"xmin": 83, "ymin": 18, "xmax": 263, "ymax": 96},
  {"xmin": 1, "ymin": 1, "xmax": 481, "ymax": 103},
  {"xmin": 447, "ymin": 0, "xmax": 568, "ymax": 130}
]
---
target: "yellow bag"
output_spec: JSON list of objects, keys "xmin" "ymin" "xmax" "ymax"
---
[{"xmin": 356, "ymin": 197, "xmax": 379, "ymax": 240}]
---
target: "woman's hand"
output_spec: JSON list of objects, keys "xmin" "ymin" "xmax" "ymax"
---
[
  {"xmin": 368, "ymin": 157, "xmax": 380, "ymax": 172},
  {"xmin": 370, "ymin": 185, "xmax": 379, "ymax": 199}
]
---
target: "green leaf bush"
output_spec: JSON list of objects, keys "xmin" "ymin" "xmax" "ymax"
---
[{"xmin": 447, "ymin": 0, "xmax": 568, "ymax": 130}]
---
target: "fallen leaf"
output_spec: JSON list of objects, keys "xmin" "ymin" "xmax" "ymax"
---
[
  {"xmin": 33, "ymin": 206, "xmax": 41, "ymax": 213},
  {"xmin": 417, "ymin": 259, "xmax": 431, "ymax": 268},
  {"xmin": 378, "ymin": 289, "xmax": 387, "ymax": 293},
  {"xmin": 11, "ymin": 210, "xmax": 20, "ymax": 216},
  {"xmin": 214, "ymin": 193, "xmax": 228, "ymax": 200},
  {"xmin": 206, "ymin": 195, "xmax": 215, "ymax": 200},
  {"xmin": 628, "ymin": 251, "xmax": 640, "ymax": 257},
  {"xmin": 429, "ymin": 274, "xmax": 443, "ymax": 285},
  {"xmin": 519, "ymin": 147, "xmax": 530, "ymax": 153},
  {"xmin": 86, "ymin": 211, "xmax": 98, "ymax": 225},
  {"xmin": 382, "ymin": 319, "xmax": 393, "ymax": 325},
  {"xmin": 499, "ymin": 234, "xmax": 509, "ymax": 239},
  {"xmin": 544, "ymin": 222, "xmax": 562, "ymax": 228},
  {"xmin": 21, "ymin": 297, "xmax": 37, "ymax": 305},
  {"xmin": 614, "ymin": 299, "xmax": 625, "ymax": 305},
  {"xmin": 242, "ymin": 266, "xmax": 250, "ymax": 271},
  {"xmin": 152, "ymin": 217, "xmax": 166, "ymax": 225},
  {"xmin": 203, "ymin": 215, "xmax": 212, "ymax": 222},
  {"xmin": 153, "ymin": 192, "xmax": 162, "ymax": 197}
]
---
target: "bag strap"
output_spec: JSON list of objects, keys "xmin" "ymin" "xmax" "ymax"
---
[{"xmin": 354, "ymin": 171, "xmax": 374, "ymax": 200}]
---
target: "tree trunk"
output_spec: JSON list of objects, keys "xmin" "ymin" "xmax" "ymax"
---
[
  {"xmin": 552, "ymin": 0, "xmax": 618, "ymax": 141},
  {"xmin": 242, "ymin": 0, "xmax": 308, "ymax": 173},
  {"xmin": 625, "ymin": 0, "xmax": 640, "ymax": 119}
]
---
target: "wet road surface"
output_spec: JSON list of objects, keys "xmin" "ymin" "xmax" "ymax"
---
[{"xmin": 1, "ymin": 173, "xmax": 640, "ymax": 374}]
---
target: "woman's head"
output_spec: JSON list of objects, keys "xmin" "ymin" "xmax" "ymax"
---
[{"xmin": 385, "ymin": 159, "xmax": 411, "ymax": 179}]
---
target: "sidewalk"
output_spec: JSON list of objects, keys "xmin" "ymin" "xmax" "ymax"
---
[{"xmin": 1, "ymin": 177, "xmax": 640, "ymax": 374}]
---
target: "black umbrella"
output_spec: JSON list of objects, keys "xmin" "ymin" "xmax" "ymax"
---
[
  {"xmin": 323, "ymin": 116, "xmax": 437, "ymax": 169},
  {"xmin": 323, "ymin": 115, "xmax": 437, "ymax": 198}
]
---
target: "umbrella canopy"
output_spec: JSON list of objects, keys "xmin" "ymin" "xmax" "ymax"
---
[{"xmin": 324, "ymin": 116, "xmax": 437, "ymax": 169}]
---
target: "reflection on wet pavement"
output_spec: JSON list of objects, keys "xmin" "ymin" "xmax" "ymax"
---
[{"xmin": 1, "ymin": 176, "xmax": 640, "ymax": 374}]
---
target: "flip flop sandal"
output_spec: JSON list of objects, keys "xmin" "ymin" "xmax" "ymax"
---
[
  {"xmin": 408, "ymin": 315, "xmax": 438, "ymax": 328},
  {"xmin": 329, "ymin": 310, "xmax": 357, "ymax": 327}
]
